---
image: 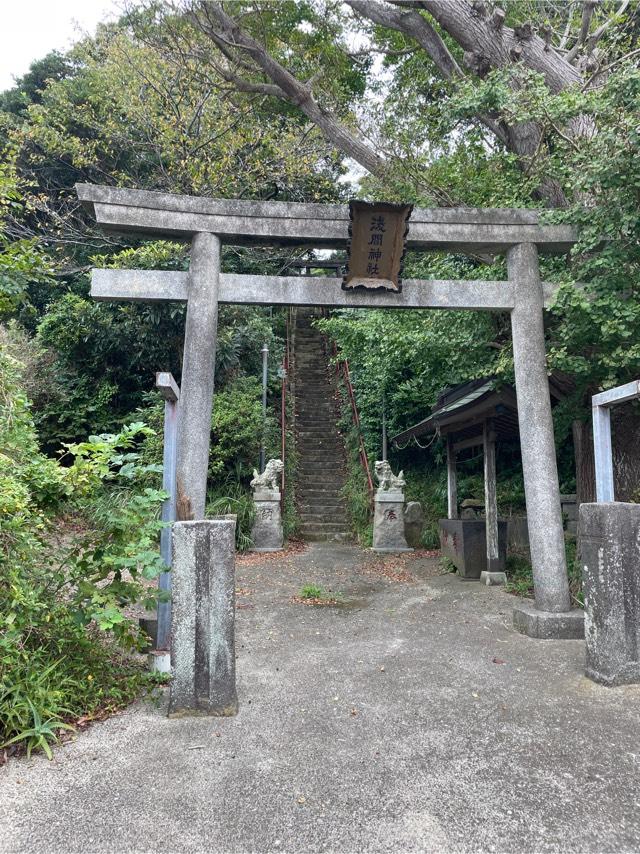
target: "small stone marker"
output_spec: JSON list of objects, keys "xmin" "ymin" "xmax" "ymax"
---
[
  {"xmin": 580, "ymin": 502, "xmax": 640, "ymax": 686},
  {"xmin": 480, "ymin": 571, "xmax": 507, "ymax": 586},
  {"xmin": 250, "ymin": 459, "xmax": 284, "ymax": 552},
  {"xmin": 169, "ymin": 518, "xmax": 238, "ymax": 717},
  {"xmin": 403, "ymin": 501, "xmax": 424, "ymax": 548},
  {"xmin": 372, "ymin": 461, "xmax": 412, "ymax": 553}
]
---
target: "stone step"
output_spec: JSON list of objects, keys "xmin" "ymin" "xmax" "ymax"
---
[
  {"xmin": 296, "ymin": 431, "xmax": 343, "ymax": 439},
  {"xmin": 299, "ymin": 522, "xmax": 351, "ymax": 534},
  {"xmin": 299, "ymin": 456, "xmax": 345, "ymax": 465},
  {"xmin": 298, "ymin": 459, "xmax": 346, "ymax": 468},
  {"xmin": 299, "ymin": 497, "xmax": 347, "ymax": 508},
  {"xmin": 295, "ymin": 417, "xmax": 337, "ymax": 423},
  {"xmin": 299, "ymin": 508, "xmax": 347, "ymax": 518},
  {"xmin": 297, "ymin": 483, "xmax": 346, "ymax": 493},
  {"xmin": 294, "ymin": 405, "xmax": 337, "ymax": 412},
  {"xmin": 296, "ymin": 449, "xmax": 344, "ymax": 457},
  {"xmin": 297, "ymin": 489, "xmax": 346, "ymax": 497},
  {"xmin": 302, "ymin": 532, "xmax": 352, "ymax": 543},
  {"xmin": 294, "ymin": 383, "xmax": 333, "ymax": 389},
  {"xmin": 299, "ymin": 513, "xmax": 346, "ymax": 524},
  {"xmin": 296, "ymin": 452, "xmax": 344, "ymax": 462}
]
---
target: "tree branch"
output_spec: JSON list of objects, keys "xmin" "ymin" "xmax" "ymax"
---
[
  {"xmin": 583, "ymin": 0, "xmax": 631, "ymax": 56},
  {"xmin": 190, "ymin": 2, "xmax": 386, "ymax": 177},
  {"xmin": 346, "ymin": 0, "xmax": 464, "ymax": 81},
  {"xmin": 565, "ymin": 1, "xmax": 598, "ymax": 63},
  {"xmin": 418, "ymin": 0, "xmax": 582, "ymax": 91}
]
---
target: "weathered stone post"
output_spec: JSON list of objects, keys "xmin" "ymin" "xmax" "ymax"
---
[
  {"xmin": 507, "ymin": 243, "xmax": 583, "ymax": 638},
  {"xmin": 169, "ymin": 518, "xmax": 238, "ymax": 717},
  {"xmin": 580, "ymin": 503, "xmax": 640, "ymax": 686},
  {"xmin": 250, "ymin": 459, "xmax": 284, "ymax": 552},
  {"xmin": 176, "ymin": 232, "xmax": 220, "ymax": 520},
  {"xmin": 372, "ymin": 461, "xmax": 412, "ymax": 553}
]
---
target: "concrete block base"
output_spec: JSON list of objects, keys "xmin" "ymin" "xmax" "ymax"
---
[
  {"xmin": 512, "ymin": 602, "xmax": 584, "ymax": 639},
  {"xmin": 148, "ymin": 651, "xmax": 171, "ymax": 674},
  {"xmin": 169, "ymin": 519, "xmax": 238, "ymax": 717},
  {"xmin": 581, "ymin": 502, "xmax": 640, "ymax": 687},
  {"xmin": 585, "ymin": 664, "xmax": 640, "ymax": 688},
  {"xmin": 480, "ymin": 571, "xmax": 507, "ymax": 586},
  {"xmin": 373, "ymin": 491, "xmax": 411, "ymax": 553},
  {"xmin": 251, "ymin": 489, "xmax": 283, "ymax": 552}
]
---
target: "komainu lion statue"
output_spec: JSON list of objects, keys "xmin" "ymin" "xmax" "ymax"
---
[
  {"xmin": 374, "ymin": 460, "xmax": 406, "ymax": 492},
  {"xmin": 251, "ymin": 459, "xmax": 284, "ymax": 491}
]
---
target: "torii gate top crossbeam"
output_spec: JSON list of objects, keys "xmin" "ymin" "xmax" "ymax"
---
[{"xmin": 76, "ymin": 184, "xmax": 576, "ymax": 255}]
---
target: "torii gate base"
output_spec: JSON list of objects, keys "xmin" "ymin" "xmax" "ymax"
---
[{"xmin": 78, "ymin": 185, "xmax": 584, "ymax": 714}]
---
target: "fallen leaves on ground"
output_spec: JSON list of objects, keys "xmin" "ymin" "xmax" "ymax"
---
[
  {"xmin": 290, "ymin": 595, "xmax": 341, "ymax": 606},
  {"xmin": 236, "ymin": 540, "xmax": 308, "ymax": 567},
  {"xmin": 359, "ymin": 549, "xmax": 441, "ymax": 584}
]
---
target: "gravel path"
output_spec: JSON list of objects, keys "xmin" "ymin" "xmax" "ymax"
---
[{"xmin": 2, "ymin": 543, "xmax": 639, "ymax": 853}]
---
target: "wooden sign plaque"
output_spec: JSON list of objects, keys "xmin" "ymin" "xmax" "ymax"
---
[{"xmin": 343, "ymin": 200, "xmax": 413, "ymax": 293}]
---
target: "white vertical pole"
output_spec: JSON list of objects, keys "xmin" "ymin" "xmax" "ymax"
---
[
  {"xmin": 156, "ymin": 374, "xmax": 179, "ymax": 652},
  {"xmin": 593, "ymin": 404, "xmax": 614, "ymax": 502}
]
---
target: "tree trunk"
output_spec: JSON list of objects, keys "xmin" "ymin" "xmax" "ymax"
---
[{"xmin": 573, "ymin": 419, "xmax": 596, "ymax": 506}]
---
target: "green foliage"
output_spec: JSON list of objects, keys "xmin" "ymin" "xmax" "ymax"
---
[
  {"xmin": 317, "ymin": 306, "xmax": 499, "ymax": 457},
  {"xmin": 505, "ymin": 540, "xmax": 582, "ymax": 606},
  {"xmin": 206, "ymin": 484, "xmax": 256, "ymax": 552},
  {"xmin": 299, "ymin": 584, "xmax": 325, "ymax": 600},
  {"xmin": 2, "ymin": 697, "xmax": 75, "ymax": 760},
  {"xmin": 209, "ymin": 376, "xmax": 279, "ymax": 481},
  {"xmin": 440, "ymin": 557, "xmax": 457, "ymax": 575},
  {"xmin": 0, "ymin": 146, "xmax": 55, "ymax": 320},
  {"xmin": 0, "ymin": 348, "xmax": 167, "ymax": 758}
]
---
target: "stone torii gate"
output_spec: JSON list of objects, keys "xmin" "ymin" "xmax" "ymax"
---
[{"xmin": 76, "ymin": 183, "xmax": 583, "ymax": 640}]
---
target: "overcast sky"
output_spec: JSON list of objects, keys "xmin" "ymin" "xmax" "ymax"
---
[{"xmin": 0, "ymin": 0, "xmax": 119, "ymax": 91}]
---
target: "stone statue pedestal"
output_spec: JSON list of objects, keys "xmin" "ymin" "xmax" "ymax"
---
[
  {"xmin": 373, "ymin": 490, "xmax": 412, "ymax": 553},
  {"xmin": 251, "ymin": 489, "xmax": 283, "ymax": 552}
]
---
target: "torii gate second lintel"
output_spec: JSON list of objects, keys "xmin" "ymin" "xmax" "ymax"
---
[{"xmin": 77, "ymin": 183, "xmax": 579, "ymax": 628}]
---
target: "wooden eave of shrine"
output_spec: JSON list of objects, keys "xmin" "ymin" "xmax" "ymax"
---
[{"xmin": 392, "ymin": 375, "xmax": 570, "ymax": 450}]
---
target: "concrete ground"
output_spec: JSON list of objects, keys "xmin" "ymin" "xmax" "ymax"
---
[{"xmin": 2, "ymin": 543, "xmax": 640, "ymax": 854}]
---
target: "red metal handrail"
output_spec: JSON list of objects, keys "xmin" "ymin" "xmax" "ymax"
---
[{"xmin": 328, "ymin": 338, "xmax": 375, "ymax": 500}]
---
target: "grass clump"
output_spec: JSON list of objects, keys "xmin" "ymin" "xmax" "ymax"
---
[{"xmin": 299, "ymin": 584, "xmax": 325, "ymax": 600}]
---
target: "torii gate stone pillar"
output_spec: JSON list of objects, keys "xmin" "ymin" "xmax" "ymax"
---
[
  {"xmin": 508, "ymin": 244, "xmax": 582, "ymax": 638},
  {"xmin": 76, "ymin": 183, "xmax": 584, "ymax": 642},
  {"xmin": 176, "ymin": 231, "xmax": 220, "ymax": 520}
]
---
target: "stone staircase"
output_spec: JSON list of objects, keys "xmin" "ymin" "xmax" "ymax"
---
[{"xmin": 293, "ymin": 309, "xmax": 351, "ymax": 542}]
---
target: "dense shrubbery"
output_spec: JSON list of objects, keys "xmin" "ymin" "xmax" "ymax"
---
[{"xmin": 0, "ymin": 346, "xmax": 168, "ymax": 758}]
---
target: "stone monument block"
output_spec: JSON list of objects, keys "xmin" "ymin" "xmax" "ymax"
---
[
  {"xmin": 439, "ymin": 518, "xmax": 507, "ymax": 580},
  {"xmin": 373, "ymin": 492, "xmax": 412, "ymax": 552},
  {"xmin": 580, "ymin": 502, "xmax": 640, "ymax": 686},
  {"xmin": 404, "ymin": 501, "xmax": 424, "ymax": 548},
  {"xmin": 372, "ymin": 461, "xmax": 412, "ymax": 553},
  {"xmin": 250, "ymin": 459, "xmax": 284, "ymax": 552},
  {"xmin": 169, "ymin": 518, "xmax": 238, "ymax": 717},
  {"xmin": 251, "ymin": 489, "xmax": 284, "ymax": 552}
]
